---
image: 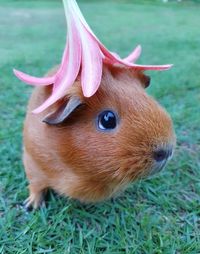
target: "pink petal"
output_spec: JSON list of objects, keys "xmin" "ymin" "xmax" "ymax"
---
[
  {"xmin": 128, "ymin": 64, "xmax": 173, "ymax": 71},
  {"xmin": 70, "ymin": 0, "xmax": 103, "ymax": 97},
  {"xmin": 101, "ymin": 45, "xmax": 172, "ymax": 71},
  {"xmin": 81, "ymin": 28, "xmax": 103, "ymax": 97},
  {"xmin": 70, "ymin": 0, "xmax": 95, "ymax": 37},
  {"xmin": 33, "ymin": 8, "xmax": 81, "ymax": 113},
  {"xmin": 123, "ymin": 45, "xmax": 142, "ymax": 63},
  {"xmin": 13, "ymin": 69, "xmax": 55, "ymax": 86},
  {"xmin": 52, "ymin": 40, "xmax": 69, "ymax": 92}
]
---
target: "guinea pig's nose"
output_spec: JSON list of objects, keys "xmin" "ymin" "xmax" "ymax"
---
[{"xmin": 153, "ymin": 147, "xmax": 173, "ymax": 162}]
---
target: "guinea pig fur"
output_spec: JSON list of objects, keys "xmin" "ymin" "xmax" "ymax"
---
[{"xmin": 23, "ymin": 65, "xmax": 176, "ymax": 209}]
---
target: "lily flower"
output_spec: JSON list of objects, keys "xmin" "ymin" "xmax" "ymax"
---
[{"xmin": 14, "ymin": 0, "xmax": 172, "ymax": 114}]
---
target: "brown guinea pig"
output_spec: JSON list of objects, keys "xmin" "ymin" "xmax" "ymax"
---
[{"xmin": 23, "ymin": 65, "xmax": 176, "ymax": 209}]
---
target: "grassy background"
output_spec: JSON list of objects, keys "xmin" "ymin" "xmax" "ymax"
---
[{"xmin": 0, "ymin": 0, "xmax": 200, "ymax": 253}]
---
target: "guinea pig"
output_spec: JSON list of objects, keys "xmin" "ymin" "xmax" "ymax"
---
[{"xmin": 23, "ymin": 64, "xmax": 176, "ymax": 210}]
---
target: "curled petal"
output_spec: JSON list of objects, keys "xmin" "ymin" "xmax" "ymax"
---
[
  {"xmin": 13, "ymin": 69, "xmax": 55, "ymax": 86},
  {"xmin": 102, "ymin": 48, "xmax": 172, "ymax": 71},
  {"xmin": 123, "ymin": 45, "xmax": 142, "ymax": 63}
]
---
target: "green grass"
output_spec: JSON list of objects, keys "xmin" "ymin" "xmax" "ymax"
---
[{"xmin": 0, "ymin": 0, "xmax": 200, "ymax": 253}]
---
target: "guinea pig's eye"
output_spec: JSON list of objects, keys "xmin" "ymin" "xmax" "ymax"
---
[
  {"xmin": 97, "ymin": 110, "xmax": 118, "ymax": 131},
  {"xmin": 144, "ymin": 75, "xmax": 151, "ymax": 88}
]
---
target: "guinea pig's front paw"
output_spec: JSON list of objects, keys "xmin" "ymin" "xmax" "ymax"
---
[{"xmin": 23, "ymin": 192, "xmax": 45, "ymax": 211}]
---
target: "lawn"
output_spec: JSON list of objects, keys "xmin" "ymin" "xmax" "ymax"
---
[{"xmin": 0, "ymin": 0, "xmax": 200, "ymax": 253}]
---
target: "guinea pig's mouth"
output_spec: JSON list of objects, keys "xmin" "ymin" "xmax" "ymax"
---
[{"xmin": 148, "ymin": 158, "xmax": 170, "ymax": 177}]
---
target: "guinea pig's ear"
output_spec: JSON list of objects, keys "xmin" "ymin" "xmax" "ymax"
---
[{"xmin": 43, "ymin": 97, "xmax": 84, "ymax": 125}]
